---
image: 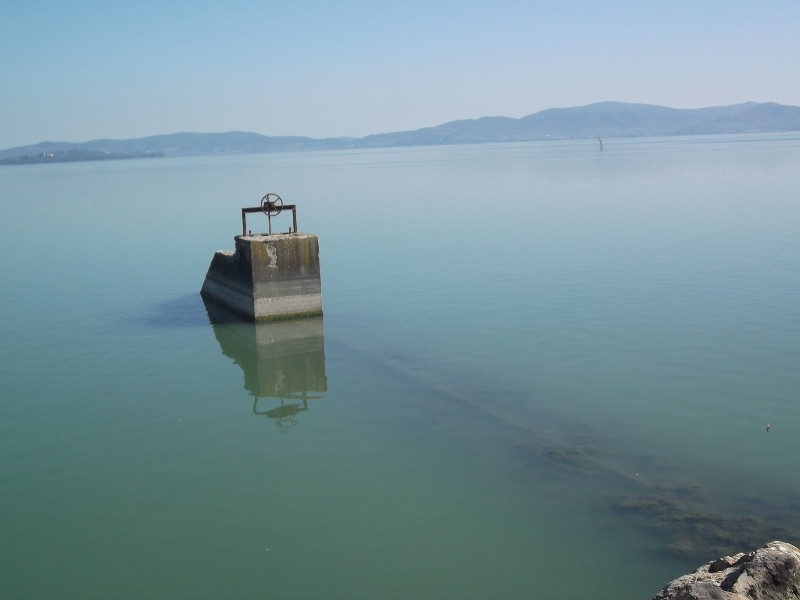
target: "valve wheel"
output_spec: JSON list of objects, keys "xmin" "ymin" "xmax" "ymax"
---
[{"xmin": 261, "ymin": 193, "xmax": 283, "ymax": 216}]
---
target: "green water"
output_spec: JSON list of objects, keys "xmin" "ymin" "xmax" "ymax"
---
[{"xmin": 2, "ymin": 135, "xmax": 799, "ymax": 599}]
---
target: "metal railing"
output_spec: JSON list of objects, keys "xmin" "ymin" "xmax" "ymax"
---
[{"xmin": 240, "ymin": 193, "xmax": 297, "ymax": 235}]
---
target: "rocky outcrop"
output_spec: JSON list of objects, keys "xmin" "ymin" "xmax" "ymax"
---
[{"xmin": 651, "ymin": 541, "xmax": 800, "ymax": 599}]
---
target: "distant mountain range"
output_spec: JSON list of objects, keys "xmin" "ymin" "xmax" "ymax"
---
[{"xmin": 3, "ymin": 101, "xmax": 800, "ymax": 164}]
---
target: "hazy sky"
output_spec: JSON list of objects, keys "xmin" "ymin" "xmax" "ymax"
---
[{"xmin": 3, "ymin": 1, "xmax": 799, "ymax": 148}]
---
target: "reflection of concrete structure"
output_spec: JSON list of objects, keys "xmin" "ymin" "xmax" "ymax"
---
[{"xmin": 203, "ymin": 298, "xmax": 327, "ymax": 429}]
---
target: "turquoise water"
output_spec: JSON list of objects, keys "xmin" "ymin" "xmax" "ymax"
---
[{"xmin": 2, "ymin": 134, "xmax": 799, "ymax": 599}]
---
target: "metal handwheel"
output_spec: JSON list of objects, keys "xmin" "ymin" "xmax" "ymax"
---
[{"xmin": 261, "ymin": 193, "xmax": 283, "ymax": 217}]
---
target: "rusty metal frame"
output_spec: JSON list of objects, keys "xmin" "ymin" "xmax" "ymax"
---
[{"xmin": 241, "ymin": 204, "xmax": 297, "ymax": 236}]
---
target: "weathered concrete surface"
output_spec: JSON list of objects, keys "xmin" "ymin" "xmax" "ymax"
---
[
  {"xmin": 201, "ymin": 233, "xmax": 322, "ymax": 321},
  {"xmin": 651, "ymin": 541, "xmax": 800, "ymax": 600}
]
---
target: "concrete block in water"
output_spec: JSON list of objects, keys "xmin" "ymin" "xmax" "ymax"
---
[{"xmin": 201, "ymin": 233, "xmax": 323, "ymax": 321}]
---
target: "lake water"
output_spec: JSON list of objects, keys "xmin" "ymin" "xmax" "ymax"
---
[{"xmin": 1, "ymin": 134, "xmax": 799, "ymax": 599}]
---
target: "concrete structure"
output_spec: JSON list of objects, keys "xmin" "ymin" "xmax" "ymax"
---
[{"xmin": 201, "ymin": 232, "xmax": 323, "ymax": 321}]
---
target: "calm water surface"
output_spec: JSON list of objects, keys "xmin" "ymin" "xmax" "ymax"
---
[{"xmin": 2, "ymin": 134, "xmax": 800, "ymax": 599}]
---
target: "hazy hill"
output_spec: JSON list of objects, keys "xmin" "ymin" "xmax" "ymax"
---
[
  {"xmin": 676, "ymin": 102, "xmax": 800, "ymax": 134},
  {"xmin": 3, "ymin": 101, "xmax": 800, "ymax": 163},
  {"xmin": 0, "ymin": 132, "xmax": 346, "ymax": 164}
]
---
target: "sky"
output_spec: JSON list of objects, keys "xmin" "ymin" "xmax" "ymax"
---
[{"xmin": 3, "ymin": 0, "xmax": 800, "ymax": 148}]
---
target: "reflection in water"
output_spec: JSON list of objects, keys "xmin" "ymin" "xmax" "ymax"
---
[{"xmin": 203, "ymin": 298, "xmax": 327, "ymax": 430}]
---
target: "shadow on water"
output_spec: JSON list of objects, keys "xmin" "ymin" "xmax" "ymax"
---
[
  {"xmin": 169, "ymin": 292, "xmax": 798, "ymax": 560},
  {"xmin": 202, "ymin": 297, "xmax": 327, "ymax": 431},
  {"xmin": 142, "ymin": 293, "xmax": 213, "ymax": 328},
  {"xmin": 325, "ymin": 334, "xmax": 800, "ymax": 562},
  {"xmin": 499, "ymin": 420, "xmax": 800, "ymax": 562}
]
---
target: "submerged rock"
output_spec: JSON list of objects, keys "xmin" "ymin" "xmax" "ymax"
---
[
  {"xmin": 616, "ymin": 493, "xmax": 795, "ymax": 560},
  {"xmin": 651, "ymin": 541, "xmax": 800, "ymax": 600}
]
